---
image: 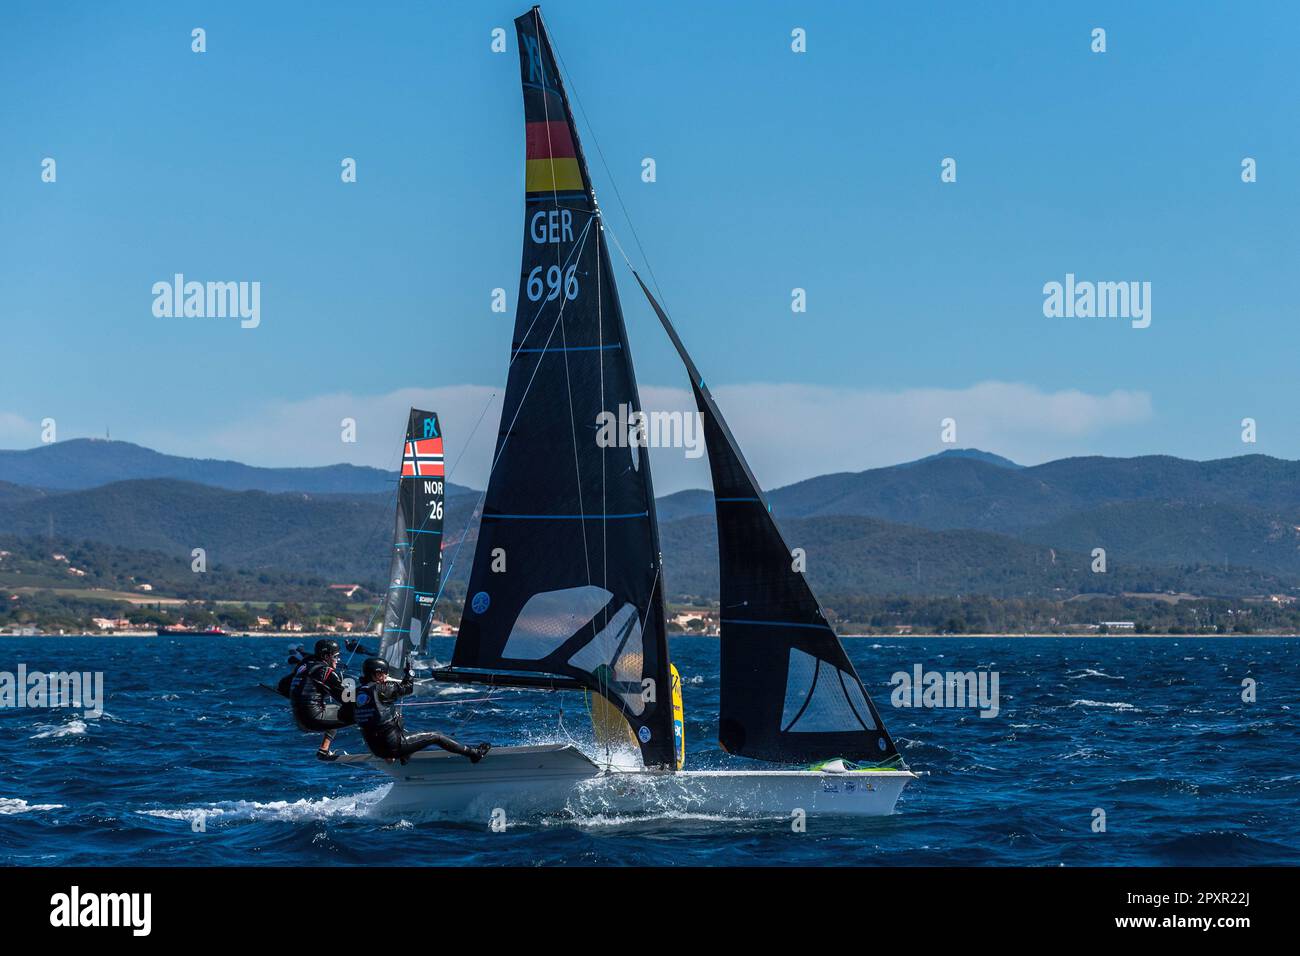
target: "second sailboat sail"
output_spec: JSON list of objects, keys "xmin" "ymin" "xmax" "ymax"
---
[
  {"xmin": 450, "ymin": 8, "xmax": 675, "ymax": 768},
  {"xmin": 378, "ymin": 408, "xmax": 446, "ymax": 669},
  {"xmin": 634, "ymin": 274, "xmax": 902, "ymax": 766}
]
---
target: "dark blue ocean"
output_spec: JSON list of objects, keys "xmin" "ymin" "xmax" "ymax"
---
[{"xmin": 1, "ymin": 636, "xmax": 1296, "ymax": 866}]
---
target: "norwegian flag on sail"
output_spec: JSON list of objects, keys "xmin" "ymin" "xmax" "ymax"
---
[{"xmin": 401, "ymin": 437, "xmax": 444, "ymax": 477}]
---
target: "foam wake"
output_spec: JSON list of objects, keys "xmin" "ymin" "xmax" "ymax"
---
[{"xmin": 137, "ymin": 786, "xmax": 392, "ymax": 825}]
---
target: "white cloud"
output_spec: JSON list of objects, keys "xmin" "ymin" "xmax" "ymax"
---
[
  {"xmin": 109, "ymin": 380, "xmax": 1153, "ymax": 495},
  {"xmin": 680, "ymin": 381, "xmax": 1154, "ymax": 492},
  {"xmin": 135, "ymin": 386, "xmax": 503, "ymax": 489},
  {"xmin": 0, "ymin": 412, "xmax": 38, "ymax": 448}
]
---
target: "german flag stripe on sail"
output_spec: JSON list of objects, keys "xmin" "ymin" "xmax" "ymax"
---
[
  {"xmin": 524, "ymin": 121, "xmax": 583, "ymax": 194},
  {"xmin": 526, "ymin": 121, "xmax": 575, "ymax": 160}
]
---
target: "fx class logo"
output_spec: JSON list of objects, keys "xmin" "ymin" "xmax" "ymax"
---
[{"xmin": 423, "ymin": 417, "xmax": 439, "ymax": 438}]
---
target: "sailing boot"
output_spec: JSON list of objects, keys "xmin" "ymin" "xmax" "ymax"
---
[
  {"xmin": 316, "ymin": 748, "xmax": 339, "ymax": 762},
  {"xmin": 468, "ymin": 742, "xmax": 492, "ymax": 764}
]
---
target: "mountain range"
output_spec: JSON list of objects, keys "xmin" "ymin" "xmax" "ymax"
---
[
  {"xmin": 1, "ymin": 439, "xmax": 1297, "ymax": 601},
  {"xmin": 0, "ymin": 438, "xmax": 471, "ymax": 496}
]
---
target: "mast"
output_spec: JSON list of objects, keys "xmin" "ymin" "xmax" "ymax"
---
[
  {"xmin": 445, "ymin": 7, "xmax": 675, "ymax": 769},
  {"xmin": 378, "ymin": 408, "xmax": 446, "ymax": 668},
  {"xmin": 632, "ymin": 273, "xmax": 903, "ymax": 766}
]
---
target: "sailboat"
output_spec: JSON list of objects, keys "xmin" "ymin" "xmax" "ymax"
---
[
  {"xmin": 337, "ymin": 6, "xmax": 915, "ymax": 819},
  {"xmin": 375, "ymin": 408, "xmax": 447, "ymax": 670}
]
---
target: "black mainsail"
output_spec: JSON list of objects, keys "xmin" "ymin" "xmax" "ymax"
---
[
  {"xmin": 633, "ymin": 274, "xmax": 902, "ymax": 766},
  {"xmin": 448, "ymin": 7, "xmax": 675, "ymax": 768},
  {"xmin": 378, "ymin": 408, "xmax": 446, "ymax": 668}
]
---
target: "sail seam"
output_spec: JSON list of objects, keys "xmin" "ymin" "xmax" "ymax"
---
[
  {"xmin": 720, "ymin": 618, "xmax": 835, "ymax": 632},
  {"xmin": 837, "ymin": 667, "xmax": 870, "ymax": 733},
  {"xmin": 782, "ymin": 657, "xmax": 821, "ymax": 734},
  {"xmin": 482, "ymin": 511, "xmax": 647, "ymax": 520},
  {"xmin": 511, "ymin": 343, "xmax": 621, "ymax": 354}
]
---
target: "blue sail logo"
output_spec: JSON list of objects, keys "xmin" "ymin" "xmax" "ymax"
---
[
  {"xmin": 422, "ymin": 417, "xmax": 439, "ymax": 438},
  {"xmin": 524, "ymin": 34, "xmax": 544, "ymax": 84}
]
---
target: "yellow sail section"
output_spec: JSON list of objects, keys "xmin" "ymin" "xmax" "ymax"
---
[
  {"xmin": 588, "ymin": 664, "xmax": 684, "ymax": 769},
  {"xmin": 589, "ymin": 690, "xmax": 638, "ymax": 754},
  {"xmin": 671, "ymin": 663, "xmax": 685, "ymax": 769},
  {"xmin": 525, "ymin": 157, "xmax": 583, "ymax": 193}
]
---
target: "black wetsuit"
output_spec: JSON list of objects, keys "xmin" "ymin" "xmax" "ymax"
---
[
  {"xmin": 288, "ymin": 656, "xmax": 355, "ymax": 744},
  {"xmin": 276, "ymin": 650, "xmax": 310, "ymax": 699},
  {"xmin": 354, "ymin": 674, "xmax": 480, "ymax": 764}
]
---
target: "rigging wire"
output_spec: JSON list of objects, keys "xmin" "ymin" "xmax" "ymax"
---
[
  {"xmin": 412, "ymin": 219, "xmax": 597, "ymax": 697},
  {"xmin": 544, "ymin": 9, "xmax": 667, "ymax": 759},
  {"xmin": 343, "ymin": 430, "xmax": 408, "ymax": 668},
  {"xmin": 539, "ymin": 18, "xmax": 597, "ymax": 608},
  {"xmin": 388, "ymin": 215, "xmax": 596, "ymax": 664},
  {"xmin": 548, "ymin": 28, "xmax": 672, "ymax": 314},
  {"xmin": 396, "ymin": 216, "xmax": 596, "ymax": 663},
  {"xmin": 411, "ymin": 392, "xmax": 498, "ymax": 649},
  {"xmin": 536, "ymin": 7, "xmax": 610, "ymax": 761}
]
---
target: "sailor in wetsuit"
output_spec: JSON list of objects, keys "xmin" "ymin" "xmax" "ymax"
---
[
  {"xmin": 277, "ymin": 638, "xmax": 375, "ymax": 699},
  {"xmin": 288, "ymin": 639, "xmax": 360, "ymax": 761},
  {"xmin": 354, "ymin": 657, "xmax": 491, "ymax": 765}
]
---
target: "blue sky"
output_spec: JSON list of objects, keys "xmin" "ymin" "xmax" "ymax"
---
[{"xmin": 2, "ymin": 1, "xmax": 1298, "ymax": 493}]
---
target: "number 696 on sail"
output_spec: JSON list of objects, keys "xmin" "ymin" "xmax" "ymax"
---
[{"xmin": 526, "ymin": 264, "xmax": 579, "ymax": 302}]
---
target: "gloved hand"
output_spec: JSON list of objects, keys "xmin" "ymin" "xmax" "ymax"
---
[{"xmin": 344, "ymin": 638, "xmax": 362, "ymax": 652}]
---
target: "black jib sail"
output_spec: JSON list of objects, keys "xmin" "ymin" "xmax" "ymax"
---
[
  {"xmin": 378, "ymin": 408, "xmax": 446, "ymax": 669},
  {"xmin": 449, "ymin": 7, "xmax": 675, "ymax": 768},
  {"xmin": 632, "ymin": 273, "xmax": 902, "ymax": 766}
]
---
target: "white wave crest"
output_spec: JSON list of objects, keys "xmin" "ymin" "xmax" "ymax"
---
[
  {"xmin": 29, "ymin": 719, "xmax": 89, "ymax": 739},
  {"xmin": 1067, "ymin": 669, "xmax": 1125, "ymax": 681},
  {"xmin": 0, "ymin": 797, "xmax": 64, "ymax": 815},
  {"xmin": 1069, "ymin": 699, "xmax": 1138, "ymax": 711}
]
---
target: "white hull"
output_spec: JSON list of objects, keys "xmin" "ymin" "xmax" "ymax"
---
[{"xmin": 337, "ymin": 744, "xmax": 914, "ymax": 822}]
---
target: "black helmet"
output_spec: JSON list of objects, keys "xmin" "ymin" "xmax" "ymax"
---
[
  {"xmin": 362, "ymin": 657, "xmax": 389, "ymax": 679},
  {"xmin": 315, "ymin": 639, "xmax": 340, "ymax": 658}
]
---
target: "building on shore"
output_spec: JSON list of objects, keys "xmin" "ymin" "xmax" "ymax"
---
[{"xmin": 91, "ymin": 617, "xmax": 132, "ymax": 631}]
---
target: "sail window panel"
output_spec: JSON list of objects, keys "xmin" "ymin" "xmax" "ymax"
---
[
  {"xmin": 780, "ymin": 648, "xmax": 874, "ymax": 734},
  {"xmin": 501, "ymin": 585, "xmax": 612, "ymax": 661},
  {"xmin": 568, "ymin": 603, "xmax": 646, "ymax": 716}
]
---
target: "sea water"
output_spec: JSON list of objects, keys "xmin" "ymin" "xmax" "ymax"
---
[{"xmin": 0, "ymin": 636, "xmax": 1296, "ymax": 866}]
